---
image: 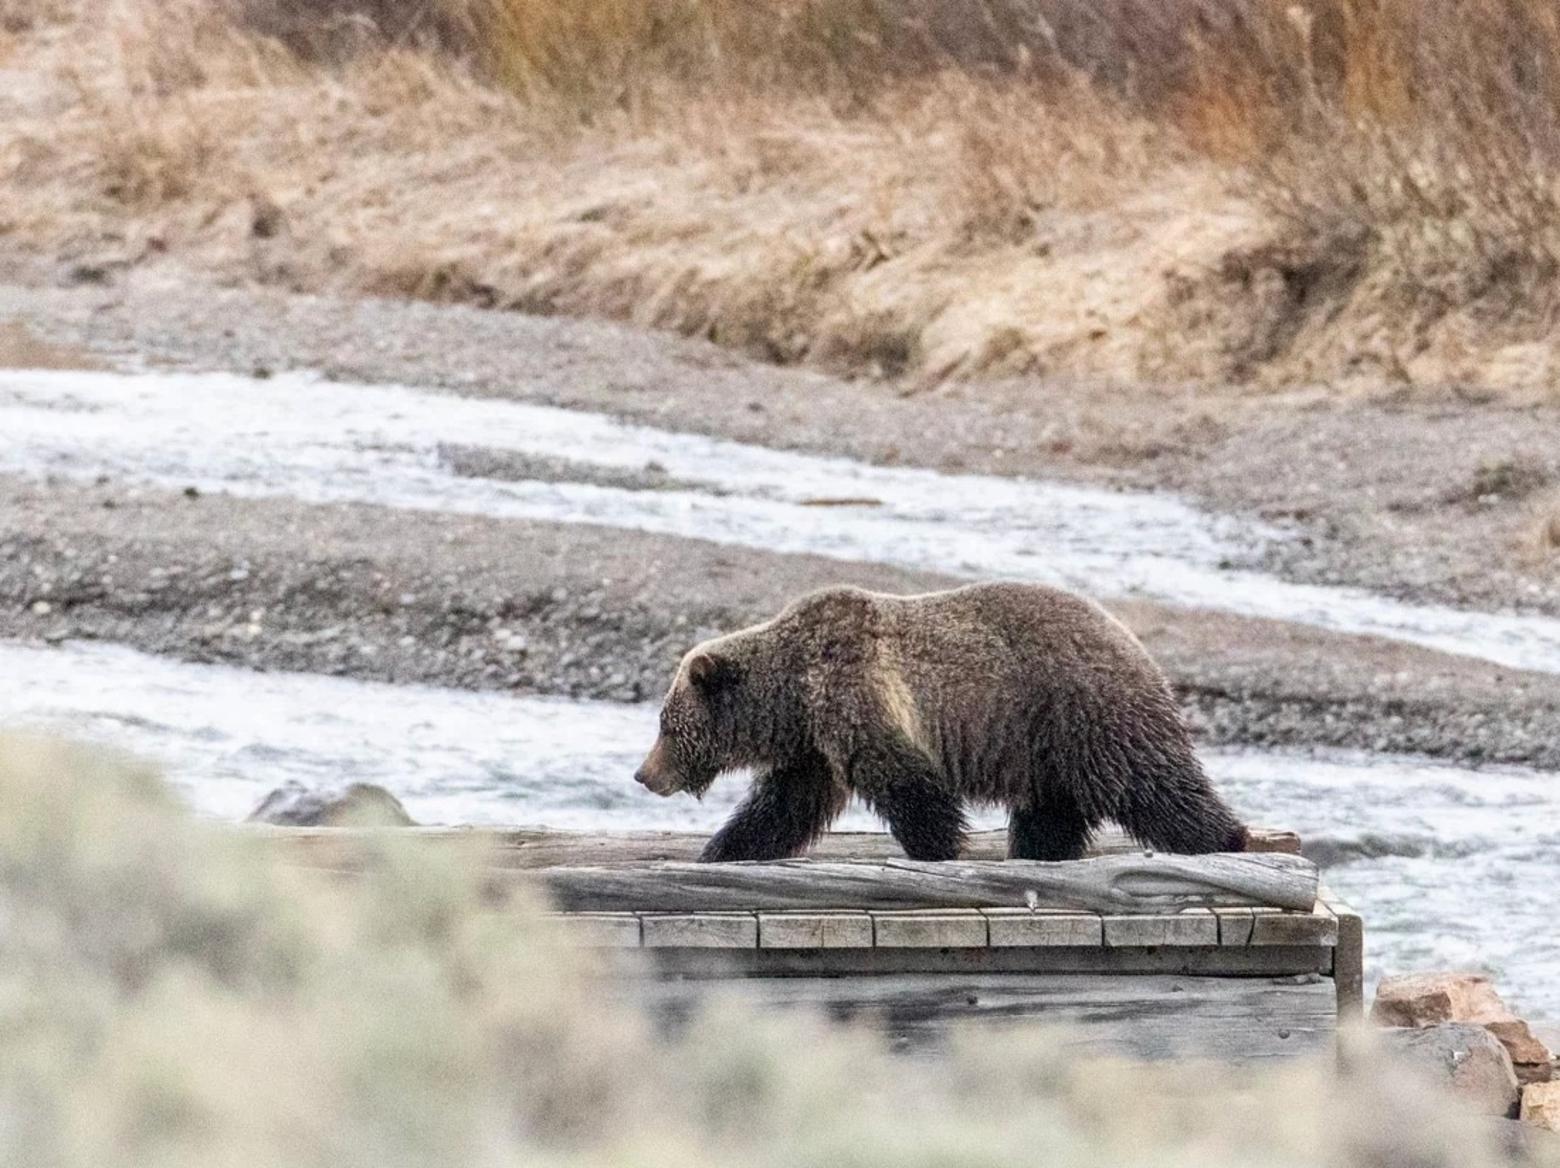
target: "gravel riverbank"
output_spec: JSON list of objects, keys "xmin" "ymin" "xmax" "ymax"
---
[
  {"xmin": 4, "ymin": 261, "xmax": 1559, "ymax": 620},
  {"xmin": 4, "ymin": 262, "xmax": 1560, "ymax": 769},
  {"xmin": 8, "ymin": 475, "xmax": 1560, "ymax": 768}
]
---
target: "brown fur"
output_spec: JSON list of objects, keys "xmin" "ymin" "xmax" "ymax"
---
[{"xmin": 633, "ymin": 582, "xmax": 1248, "ymax": 862}]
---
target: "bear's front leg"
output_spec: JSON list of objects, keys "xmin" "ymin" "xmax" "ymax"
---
[
  {"xmin": 840, "ymin": 737, "xmax": 967, "ymax": 861},
  {"xmin": 699, "ymin": 751, "xmax": 846, "ymax": 862}
]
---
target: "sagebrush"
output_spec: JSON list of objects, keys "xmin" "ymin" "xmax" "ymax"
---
[{"xmin": 0, "ymin": 732, "xmax": 1542, "ymax": 1167}]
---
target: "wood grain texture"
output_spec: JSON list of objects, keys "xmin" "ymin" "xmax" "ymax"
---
[
  {"xmin": 1320, "ymin": 886, "xmax": 1365, "ymax": 1020},
  {"xmin": 633, "ymin": 973, "xmax": 1337, "ymax": 1061},
  {"xmin": 1250, "ymin": 907, "xmax": 1338, "ymax": 947},
  {"xmin": 641, "ymin": 945, "xmax": 1334, "ymax": 979},
  {"xmin": 641, "ymin": 913, "xmax": 757, "ymax": 948},
  {"xmin": 547, "ymin": 912, "xmax": 642, "ymax": 947},
  {"xmin": 1103, "ymin": 911, "xmax": 1219, "ymax": 947},
  {"xmin": 983, "ymin": 910, "xmax": 1104, "ymax": 947},
  {"xmin": 872, "ymin": 910, "xmax": 988, "ymax": 948},
  {"xmin": 1215, "ymin": 908, "xmax": 1255, "ymax": 946},
  {"xmin": 758, "ymin": 912, "xmax": 873, "ymax": 949},
  {"xmin": 259, "ymin": 826, "xmax": 1302, "ymax": 869},
  {"xmin": 515, "ymin": 853, "xmax": 1319, "ymax": 914}
]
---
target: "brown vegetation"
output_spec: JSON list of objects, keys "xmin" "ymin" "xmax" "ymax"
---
[{"xmin": 6, "ymin": 0, "xmax": 1560, "ymax": 392}]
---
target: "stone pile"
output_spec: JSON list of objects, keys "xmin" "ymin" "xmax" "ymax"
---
[{"xmin": 1372, "ymin": 972, "xmax": 1556, "ymax": 1129}]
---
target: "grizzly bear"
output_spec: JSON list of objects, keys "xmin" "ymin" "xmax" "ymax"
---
[{"xmin": 633, "ymin": 582, "xmax": 1248, "ymax": 863}]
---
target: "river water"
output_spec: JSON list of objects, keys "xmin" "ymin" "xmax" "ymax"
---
[
  {"xmin": 2, "ymin": 366, "xmax": 1558, "ymax": 1019},
  {"xmin": 6, "ymin": 368, "xmax": 1560, "ymax": 673},
  {"xmin": 4, "ymin": 638, "xmax": 1557, "ymax": 1021}
]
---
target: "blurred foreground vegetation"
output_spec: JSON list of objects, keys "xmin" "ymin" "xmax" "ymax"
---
[{"xmin": 0, "ymin": 732, "xmax": 1546, "ymax": 1167}]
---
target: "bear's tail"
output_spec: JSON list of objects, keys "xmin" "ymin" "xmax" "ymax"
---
[{"xmin": 1112, "ymin": 746, "xmax": 1249, "ymax": 855}]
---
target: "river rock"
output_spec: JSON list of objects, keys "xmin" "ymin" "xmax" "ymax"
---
[
  {"xmin": 246, "ymin": 780, "xmax": 415, "ymax": 827},
  {"xmin": 1523, "ymin": 1083, "xmax": 1560, "ymax": 1132},
  {"xmin": 1373, "ymin": 973, "xmax": 1553, "ymax": 1079},
  {"xmin": 1377, "ymin": 1024, "xmax": 1520, "ymax": 1117}
]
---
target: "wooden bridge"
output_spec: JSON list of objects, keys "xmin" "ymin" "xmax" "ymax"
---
[{"xmin": 270, "ymin": 825, "xmax": 1361, "ymax": 1062}]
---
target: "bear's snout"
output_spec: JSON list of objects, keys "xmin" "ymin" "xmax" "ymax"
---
[{"xmin": 634, "ymin": 739, "xmax": 679, "ymax": 797}]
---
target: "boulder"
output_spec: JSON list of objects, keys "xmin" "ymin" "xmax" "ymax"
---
[
  {"xmin": 1517, "ymin": 1060, "xmax": 1554, "ymax": 1087},
  {"xmin": 1488, "ymin": 1115, "xmax": 1560, "ymax": 1164},
  {"xmin": 1534, "ymin": 1023, "xmax": 1560, "ymax": 1083},
  {"xmin": 1377, "ymin": 1024, "xmax": 1520, "ymax": 1117},
  {"xmin": 1523, "ymin": 1083, "xmax": 1560, "ymax": 1133},
  {"xmin": 1373, "ymin": 973, "xmax": 1553, "ymax": 1079},
  {"xmin": 246, "ymin": 780, "xmax": 415, "ymax": 827}
]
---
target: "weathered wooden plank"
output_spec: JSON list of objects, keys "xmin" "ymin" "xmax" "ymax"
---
[
  {"xmin": 641, "ymin": 945, "xmax": 1334, "ymax": 979},
  {"xmin": 1103, "ymin": 911, "xmax": 1219, "ymax": 947},
  {"xmin": 983, "ymin": 910, "xmax": 1104, "ymax": 947},
  {"xmin": 872, "ymin": 910, "xmax": 988, "ymax": 948},
  {"xmin": 1250, "ymin": 906, "xmax": 1339, "ymax": 947},
  {"xmin": 1215, "ymin": 908, "xmax": 1255, "ymax": 946},
  {"xmin": 632, "ymin": 973, "xmax": 1337, "ymax": 1062},
  {"xmin": 758, "ymin": 912, "xmax": 874, "ymax": 949},
  {"xmin": 547, "ymin": 912, "xmax": 642, "ymax": 947},
  {"xmin": 641, "ymin": 913, "xmax": 756, "ymax": 948},
  {"xmin": 519, "ymin": 853, "xmax": 1319, "ymax": 914},
  {"xmin": 1320, "ymin": 885, "xmax": 1365, "ymax": 1020},
  {"xmin": 258, "ymin": 825, "xmax": 1302, "ymax": 868}
]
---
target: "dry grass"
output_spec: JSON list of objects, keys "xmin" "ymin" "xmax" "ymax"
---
[
  {"xmin": 0, "ymin": 730, "xmax": 1547, "ymax": 1168},
  {"xmin": 9, "ymin": 0, "xmax": 1560, "ymax": 392}
]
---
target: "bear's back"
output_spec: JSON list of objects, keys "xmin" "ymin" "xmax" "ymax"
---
[
  {"xmin": 875, "ymin": 582, "xmax": 1149, "ymax": 674},
  {"xmin": 783, "ymin": 582, "xmax": 1164, "ymax": 723}
]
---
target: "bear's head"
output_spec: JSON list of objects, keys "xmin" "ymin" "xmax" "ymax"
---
[{"xmin": 634, "ymin": 650, "xmax": 740, "ymax": 797}]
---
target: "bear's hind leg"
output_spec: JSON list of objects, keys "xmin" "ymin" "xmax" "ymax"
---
[
  {"xmin": 1007, "ymin": 795, "xmax": 1096, "ymax": 861},
  {"xmin": 699, "ymin": 750, "xmax": 846, "ymax": 862}
]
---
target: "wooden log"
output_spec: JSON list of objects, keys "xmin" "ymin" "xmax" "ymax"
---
[
  {"xmin": 632, "ymin": 973, "xmax": 1337, "ymax": 1062},
  {"xmin": 520, "ymin": 853, "xmax": 1319, "ymax": 914},
  {"xmin": 257, "ymin": 825, "xmax": 1302, "ymax": 869}
]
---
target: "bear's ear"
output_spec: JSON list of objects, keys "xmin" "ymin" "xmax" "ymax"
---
[{"xmin": 687, "ymin": 652, "xmax": 736, "ymax": 692}]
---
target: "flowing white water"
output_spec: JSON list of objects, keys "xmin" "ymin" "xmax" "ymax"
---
[
  {"xmin": 4, "ymin": 640, "xmax": 1558, "ymax": 1020},
  {"xmin": 6, "ymin": 366, "xmax": 1560, "ymax": 1017},
  {"xmin": 7, "ymin": 368, "xmax": 1560, "ymax": 673}
]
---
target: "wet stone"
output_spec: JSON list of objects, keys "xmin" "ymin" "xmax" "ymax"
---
[
  {"xmin": 246, "ymin": 780, "xmax": 415, "ymax": 827},
  {"xmin": 1378, "ymin": 1024, "xmax": 1520, "ymax": 1117},
  {"xmin": 1373, "ymin": 972, "xmax": 1553, "ymax": 1074}
]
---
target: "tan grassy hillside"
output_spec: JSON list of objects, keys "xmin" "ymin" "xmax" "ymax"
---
[{"xmin": 4, "ymin": 0, "xmax": 1560, "ymax": 393}]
